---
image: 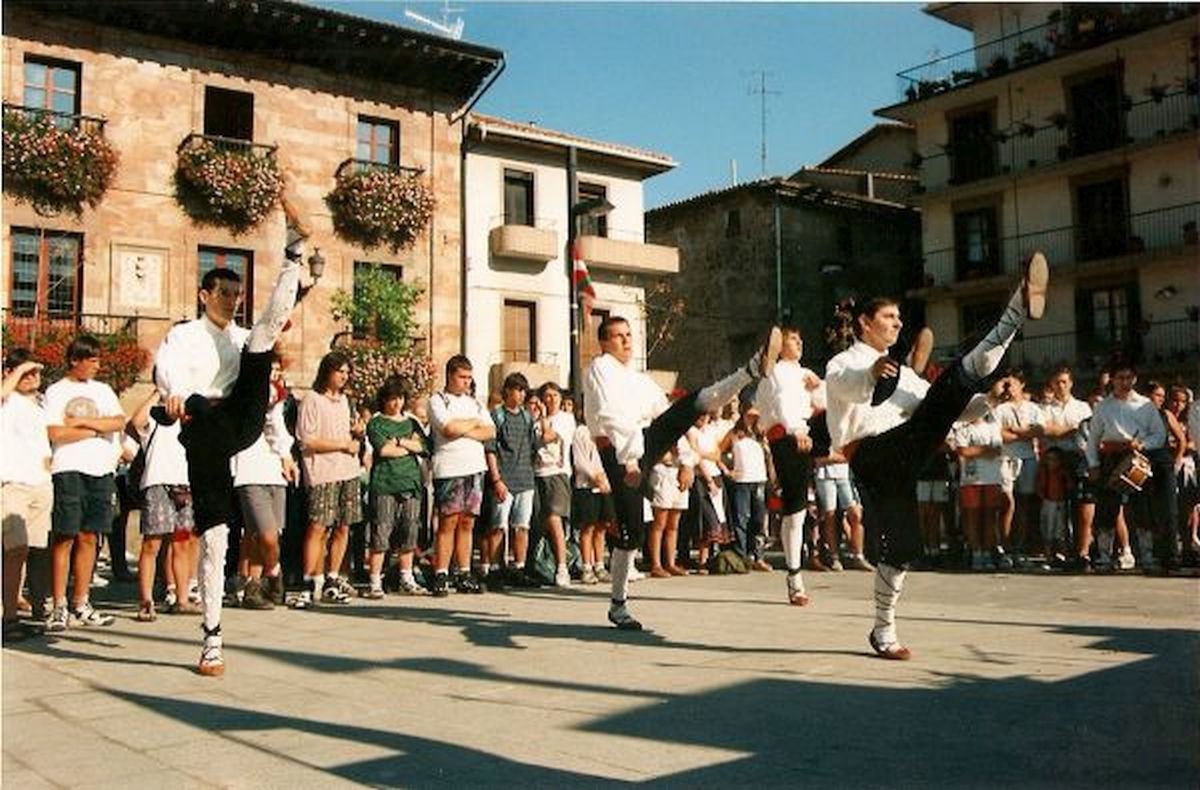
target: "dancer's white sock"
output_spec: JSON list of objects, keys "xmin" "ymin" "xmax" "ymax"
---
[
  {"xmin": 872, "ymin": 563, "xmax": 907, "ymax": 645},
  {"xmin": 780, "ymin": 511, "xmax": 806, "ymax": 572},
  {"xmin": 246, "ymin": 258, "xmax": 301, "ymax": 353},
  {"xmin": 962, "ymin": 285, "xmax": 1026, "ymax": 381},
  {"xmin": 610, "ymin": 547, "xmax": 634, "ymax": 605},
  {"xmin": 198, "ymin": 524, "xmax": 229, "ymax": 632},
  {"xmin": 697, "ymin": 368, "xmax": 752, "ymax": 413}
]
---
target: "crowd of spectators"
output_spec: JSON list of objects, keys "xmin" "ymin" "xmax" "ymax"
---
[{"xmin": 3, "ymin": 332, "xmax": 1197, "ymax": 643}]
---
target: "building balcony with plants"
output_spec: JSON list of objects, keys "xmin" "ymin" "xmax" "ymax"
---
[
  {"xmin": 892, "ymin": 3, "xmax": 1197, "ymax": 106},
  {"xmin": 2, "ymin": 103, "xmax": 119, "ymax": 217},
  {"xmin": 910, "ymin": 86, "xmax": 1197, "ymax": 194}
]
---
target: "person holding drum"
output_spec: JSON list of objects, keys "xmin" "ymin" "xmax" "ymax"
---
[{"xmin": 1085, "ymin": 364, "xmax": 1166, "ymax": 572}]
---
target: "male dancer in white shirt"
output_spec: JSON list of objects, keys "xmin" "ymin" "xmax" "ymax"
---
[
  {"xmin": 154, "ymin": 199, "xmax": 305, "ymax": 675},
  {"xmin": 825, "ymin": 253, "xmax": 1048, "ymax": 660},
  {"xmin": 584, "ymin": 316, "xmax": 781, "ymax": 630}
]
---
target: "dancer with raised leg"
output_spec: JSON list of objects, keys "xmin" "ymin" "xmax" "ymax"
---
[
  {"xmin": 154, "ymin": 196, "xmax": 306, "ymax": 675},
  {"xmin": 825, "ymin": 253, "xmax": 1049, "ymax": 660},
  {"xmin": 583, "ymin": 316, "xmax": 782, "ymax": 630}
]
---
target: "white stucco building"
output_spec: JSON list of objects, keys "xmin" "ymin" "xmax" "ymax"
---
[
  {"xmin": 462, "ymin": 115, "xmax": 680, "ymax": 396},
  {"xmin": 878, "ymin": 2, "xmax": 1197, "ymax": 383}
]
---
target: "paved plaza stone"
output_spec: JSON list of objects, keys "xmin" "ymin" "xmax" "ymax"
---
[{"xmin": 3, "ymin": 567, "xmax": 1197, "ymax": 788}]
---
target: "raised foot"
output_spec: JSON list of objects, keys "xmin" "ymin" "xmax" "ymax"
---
[{"xmin": 1023, "ymin": 251, "xmax": 1049, "ymax": 320}]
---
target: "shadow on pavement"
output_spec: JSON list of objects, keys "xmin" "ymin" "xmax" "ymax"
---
[{"xmin": 82, "ymin": 620, "xmax": 1198, "ymax": 788}]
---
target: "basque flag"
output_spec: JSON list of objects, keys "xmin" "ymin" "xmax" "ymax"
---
[{"xmin": 572, "ymin": 241, "xmax": 597, "ymax": 319}]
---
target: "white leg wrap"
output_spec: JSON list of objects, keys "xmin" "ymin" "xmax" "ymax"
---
[
  {"xmin": 246, "ymin": 258, "xmax": 301, "ymax": 353},
  {"xmin": 199, "ymin": 525, "xmax": 229, "ymax": 633},
  {"xmin": 872, "ymin": 563, "xmax": 906, "ymax": 645},
  {"xmin": 610, "ymin": 547, "xmax": 634, "ymax": 604},
  {"xmin": 781, "ymin": 511, "xmax": 806, "ymax": 572},
  {"xmin": 697, "ymin": 368, "xmax": 752, "ymax": 413}
]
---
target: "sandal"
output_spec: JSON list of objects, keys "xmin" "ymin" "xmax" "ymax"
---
[
  {"xmin": 136, "ymin": 602, "xmax": 157, "ymax": 622},
  {"xmin": 198, "ymin": 643, "xmax": 225, "ymax": 676},
  {"xmin": 868, "ymin": 631, "xmax": 912, "ymax": 661},
  {"xmin": 786, "ymin": 571, "xmax": 809, "ymax": 606}
]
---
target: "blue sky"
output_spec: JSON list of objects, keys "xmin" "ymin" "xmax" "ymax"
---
[{"xmin": 310, "ymin": 2, "xmax": 972, "ymax": 208}]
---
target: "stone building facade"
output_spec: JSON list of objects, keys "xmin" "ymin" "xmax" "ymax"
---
[
  {"xmin": 645, "ymin": 126, "xmax": 922, "ymax": 388},
  {"xmin": 1, "ymin": 0, "xmax": 502, "ymax": 393}
]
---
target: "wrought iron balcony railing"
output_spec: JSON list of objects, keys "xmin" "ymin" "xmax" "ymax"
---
[
  {"xmin": 896, "ymin": 3, "xmax": 1197, "ymax": 104},
  {"xmin": 177, "ymin": 132, "xmax": 277, "ymax": 159},
  {"xmin": 933, "ymin": 318, "xmax": 1199, "ymax": 378},
  {"xmin": 913, "ymin": 90, "xmax": 1197, "ymax": 190},
  {"xmin": 335, "ymin": 158, "xmax": 423, "ymax": 179},
  {"xmin": 922, "ymin": 201, "xmax": 1200, "ymax": 287},
  {"xmin": 2, "ymin": 103, "xmax": 107, "ymax": 135}
]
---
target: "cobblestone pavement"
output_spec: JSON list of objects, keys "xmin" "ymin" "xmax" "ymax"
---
[{"xmin": 4, "ymin": 567, "xmax": 1197, "ymax": 788}]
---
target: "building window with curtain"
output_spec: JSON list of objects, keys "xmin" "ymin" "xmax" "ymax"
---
[
  {"xmin": 10, "ymin": 228, "xmax": 82, "ymax": 320},
  {"xmin": 504, "ymin": 168, "xmax": 535, "ymax": 226},
  {"xmin": 198, "ymin": 247, "xmax": 253, "ymax": 324},
  {"xmin": 357, "ymin": 116, "xmax": 399, "ymax": 165}
]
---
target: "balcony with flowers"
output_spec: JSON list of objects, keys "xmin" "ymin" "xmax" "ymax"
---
[
  {"xmin": 174, "ymin": 133, "xmax": 282, "ymax": 234},
  {"xmin": 326, "ymin": 159, "xmax": 435, "ymax": 253},
  {"xmin": 2, "ymin": 104, "xmax": 119, "ymax": 217}
]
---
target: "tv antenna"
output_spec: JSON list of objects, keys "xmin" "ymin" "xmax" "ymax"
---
[
  {"xmin": 746, "ymin": 70, "xmax": 780, "ymax": 178},
  {"xmin": 404, "ymin": 2, "xmax": 465, "ymax": 40}
]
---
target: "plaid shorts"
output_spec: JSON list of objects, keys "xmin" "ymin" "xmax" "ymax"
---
[{"xmin": 306, "ymin": 477, "xmax": 363, "ymax": 527}]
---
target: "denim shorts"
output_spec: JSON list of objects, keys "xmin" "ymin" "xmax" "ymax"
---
[
  {"xmin": 814, "ymin": 476, "xmax": 860, "ymax": 514},
  {"xmin": 490, "ymin": 486, "xmax": 534, "ymax": 531}
]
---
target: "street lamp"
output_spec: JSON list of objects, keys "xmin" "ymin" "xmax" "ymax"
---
[{"xmin": 566, "ymin": 146, "xmax": 614, "ymax": 397}]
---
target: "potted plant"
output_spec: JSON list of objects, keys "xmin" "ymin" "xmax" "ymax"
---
[
  {"xmin": 1047, "ymin": 111, "xmax": 1069, "ymax": 130},
  {"xmin": 987, "ymin": 54, "xmax": 1010, "ymax": 76},
  {"xmin": 326, "ymin": 165, "xmax": 435, "ymax": 253},
  {"xmin": 174, "ymin": 135, "xmax": 282, "ymax": 234},
  {"xmin": 1019, "ymin": 121, "xmax": 1037, "ymax": 138},
  {"xmin": 1, "ymin": 319, "xmax": 149, "ymax": 394},
  {"xmin": 329, "ymin": 263, "xmax": 433, "ymax": 400},
  {"xmin": 1184, "ymin": 220, "xmax": 1198, "ymax": 245},
  {"xmin": 2, "ymin": 107, "xmax": 119, "ymax": 217}
]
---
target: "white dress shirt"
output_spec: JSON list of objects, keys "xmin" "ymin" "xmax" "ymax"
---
[
  {"xmin": 154, "ymin": 315, "xmax": 249, "ymax": 400},
  {"xmin": 1085, "ymin": 392, "xmax": 1167, "ymax": 468},
  {"xmin": 756, "ymin": 360, "xmax": 824, "ymax": 435},
  {"xmin": 824, "ymin": 340, "xmax": 929, "ymax": 451},
  {"xmin": 583, "ymin": 353, "xmax": 669, "ymax": 466}
]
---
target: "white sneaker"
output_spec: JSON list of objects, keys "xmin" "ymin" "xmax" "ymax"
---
[
  {"xmin": 627, "ymin": 567, "xmax": 644, "ymax": 582},
  {"xmin": 46, "ymin": 605, "xmax": 69, "ymax": 632},
  {"xmin": 71, "ymin": 601, "xmax": 115, "ymax": 627},
  {"xmin": 1117, "ymin": 549, "xmax": 1136, "ymax": 571}
]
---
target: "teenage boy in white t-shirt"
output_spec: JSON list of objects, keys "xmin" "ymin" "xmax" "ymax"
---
[
  {"xmin": 428, "ymin": 355, "xmax": 495, "ymax": 597},
  {"xmin": 43, "ymin": 335, "xmax": 126, "ymax": 632}
]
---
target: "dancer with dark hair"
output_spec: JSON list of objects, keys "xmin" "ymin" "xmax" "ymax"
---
[
  {"xmin": 825, "ymin": 253, "xmax": 1049, "ymax": 660},
  {"xmin": 154, "ymin": 201, "xmax": 306, "ymax": 675},
  {"xmin": 584, "ymin": 316, "xmax": 782, "ymax": 630}
]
